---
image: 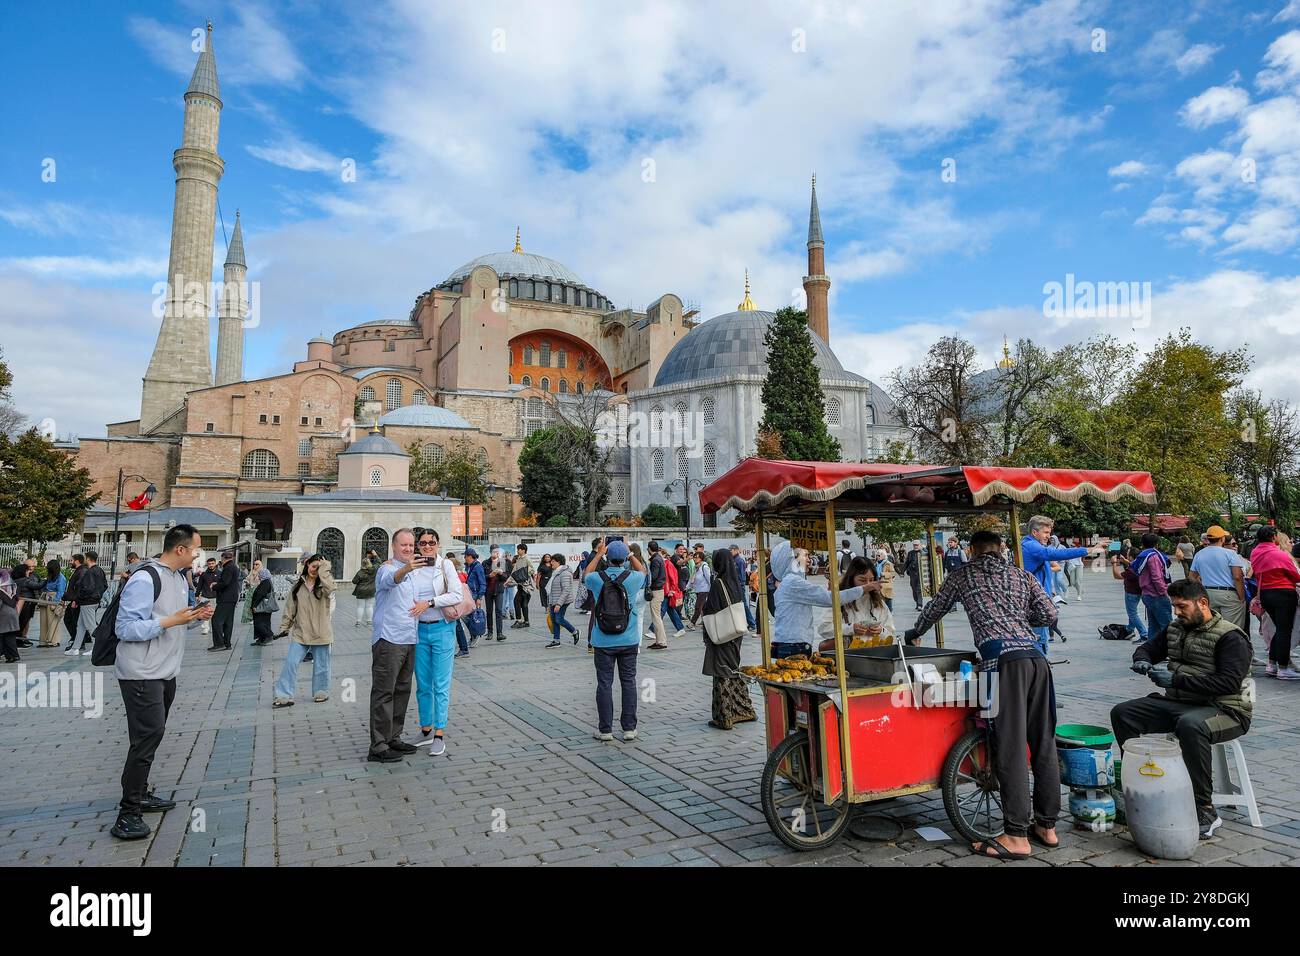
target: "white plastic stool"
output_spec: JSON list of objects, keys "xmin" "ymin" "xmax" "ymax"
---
[{"xmin": 1211, "ymin": 739, "xmax": 1262, "ymax": 827}]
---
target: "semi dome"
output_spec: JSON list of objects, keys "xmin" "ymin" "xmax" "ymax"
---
[
  {"xmin": 653, "ymin": 309, "xmax": 863, "ymax": 388},
  {"xmin": 378, "ymin": 405, "xmax": 474, "ymax": 429}
]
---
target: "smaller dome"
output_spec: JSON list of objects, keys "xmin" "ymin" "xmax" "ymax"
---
[
  {"xmin": 338, "ymin": 432, "xmax": 408, "ymax": 457},
  {"xmin": 308, "ymin": 336, "xmax": 331, "ymax": 345},
  {"xmin": 378, "ymin": 405, "xmax": 474, "ymax": 429}
]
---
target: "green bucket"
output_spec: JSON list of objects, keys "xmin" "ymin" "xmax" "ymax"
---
[{"xmin": 1055, "ymin": 723, "xmax": 1115, "ymax": 748}]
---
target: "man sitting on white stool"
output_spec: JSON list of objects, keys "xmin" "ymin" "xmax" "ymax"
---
[{"xmin": 1111, "ymin": 579, "xmax": 1253, "ymax": 840}]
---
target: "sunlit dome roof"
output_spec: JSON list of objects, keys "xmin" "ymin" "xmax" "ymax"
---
[
  {"xmin": 443, "ymin": 250, "xmax": 584, "ymax": 287},
  {"xmin": 378, "ymin": 405, "xmax": 473, "ymax": 429}
]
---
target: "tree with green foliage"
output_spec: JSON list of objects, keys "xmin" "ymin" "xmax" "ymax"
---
[
  {"xmin": 0, "ymin": 348, "xmax": 24, "ymax": 437},
  {"xmin": 758, "ymin": 307, "xmax": 840, "ymax": 461},
  {"xmin": 1225, "ymin": 389, "xmax": 1300, "ymax": 528},
  {"xmin": 0, "ymin": 429, "xmax": 99, "ymax": 551},
  {"xmin": 641, "ymin": 503, "xmax": 681, "ymax": 527},
  {"xmin": 517, "ymin": 428, "xmax": 581, "ymax": 524},
  {"xmin": 1114, "ymin": 330, "xmax": 1247, "ymax": 522},
  {"xmin": 1033, "ymin": 498, "xmax": 1135, "ymax": 539},
  {"xmin": 408, "ymin": 437, "xmax": 492, "ymax": 504}
]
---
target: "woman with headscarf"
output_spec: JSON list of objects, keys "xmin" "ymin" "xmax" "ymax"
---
[
  {"xmin": 250, "ymin": 568, "xmax": 277, "ymax": 646},
  {"xmin": 817, "ymin": 557, "xmax": 894, "ymax": 651},
  {"xmin": 1, "ymin": 566, "xmax": 23, "ymax": 663},
  {"xmin": 702, "ymin": 548, "xmax": 757, "ymax": 730},
  {"xmin": 273, "ymin": 554, "xmax": 336, "ymax": 706}
]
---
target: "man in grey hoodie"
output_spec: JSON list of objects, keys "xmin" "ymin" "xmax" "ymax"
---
[{"xmin": 110, "ymin": 524, "xmax": 213, "ymax": 840}]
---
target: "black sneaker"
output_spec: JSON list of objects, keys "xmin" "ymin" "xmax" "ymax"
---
[
  {"xmin": 496, "ymin": 634, "xmax": 507, "ymax": 642},
  {"xmin": 207, "ymin": 645, "xmax": 227, "ymax": 652},
  {"xmin": 1198, "ymin": 805, "xmax": 1222, "ymax": 840},
  {"xmin": 367, "ymin": 750, "xmax": 402, "ymax": 763},
  {"xmin": 388, "ymin": 740, "xmax": 417, "ymax": 754},
  {"xmin": 139, "ymin": 791, "xmax": 176, "ymax": 813},
  {"xmin": 545, "ymin": 640, "xmax": 561, "ymax": 648},
  {"xmin": 110, "ymin": 814, "xmax": 151, "ymax": 840}
]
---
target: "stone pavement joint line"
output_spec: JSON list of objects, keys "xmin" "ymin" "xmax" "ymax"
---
[{"xmin": 4, "ymin": 576, "xmax": 1300, "ymax": 866}]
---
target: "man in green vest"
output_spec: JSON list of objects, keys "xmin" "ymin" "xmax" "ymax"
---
[{"xmin": 1111, "ymin": 579, "xmax": 1253, "ymax": 840}]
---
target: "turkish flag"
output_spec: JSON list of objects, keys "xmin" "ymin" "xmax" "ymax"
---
[{"xmin": 125, "ymin": 490, "xmax": 152, "ymax": 511}]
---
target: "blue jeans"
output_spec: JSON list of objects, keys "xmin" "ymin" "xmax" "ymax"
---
[
  {"xmin": 551, "ymin": 603, "xmax": 579, "ymax": 641},
  {"xmin": 1053, "ymin": 570, "xmax": 1068, "ymax": 597},
  {"xmin": 274, "ymin": 642, "xmax": 332, "ymax": 700},
  {"xmin": 415, "ymin": 620, "xmax": 456, "ymax": 730},
  {"xmin": 490, "ymin": 589, "xmax": 508, "ymax": 635},
  {"xmin": 661, "ymin": 597, "xmax": 684, "ymax": 632},
  {"xmin": 1142, "ymin": 594, "xmax": 1173, "ymax": 636},
  {"xmin": 1031, "ymin": 626, "xmax": 1049, "ymax": 657},
  {"xmin": 742, "ymin": 594, "xmax": 756, "ymax": 629},
  {"xmin": 455, "ymin": 620, "xmax": 468, "ymax": 654},
  {"xmin": 1124, "ymin": 592, "xmax": 1148, "ymax": 640},
  {"xmin": 594, "ymin": 645, "xmax": 638, "ymax": 733}
]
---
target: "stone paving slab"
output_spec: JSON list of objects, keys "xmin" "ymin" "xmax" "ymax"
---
[{"xmin": 3, "ymin": 572, "xmax": 1299, "ymax": 866}]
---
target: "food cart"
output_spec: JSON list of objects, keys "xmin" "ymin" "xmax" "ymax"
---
[{"xmin": 698, "ymin": 460, "xmax": 1156, "ymax": 850}]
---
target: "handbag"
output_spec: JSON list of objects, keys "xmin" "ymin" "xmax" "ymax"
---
[
  {"xmin": 465, "ymin": 607, "xmax": 486, "ymax": 637},
  {"xmin": 703, "ymin": 598, "xmax": 748, "ymax": 645},
  {"xmin": 254, "ymin": 591, "xmax": 278, "ymax": 614},
  {"xmin": 438, "ymin": 559, "xmax": 477, "ymax": 621}
]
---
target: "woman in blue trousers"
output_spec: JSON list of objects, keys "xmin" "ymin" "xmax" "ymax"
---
[{"xmin": 411, "ymin": 530, "xmax": 465, "ymax": 757}]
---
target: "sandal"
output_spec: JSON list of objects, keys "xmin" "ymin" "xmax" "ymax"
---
[
  {"xmin": 971, "ymin": 839, "xmax": 1029, "ymax": 861},
  {"xmin": 1028, "ymin": 826, "xmax": 1059, "ymax": 849},
  {"xmin": 272, "ymin": 698, "xmax": 295, "ymax": 708}
]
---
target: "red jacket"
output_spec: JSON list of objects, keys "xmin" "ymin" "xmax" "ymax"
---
[{"xmin": 664, "ymin": 558, "xmax": 682, "ymax": 607}]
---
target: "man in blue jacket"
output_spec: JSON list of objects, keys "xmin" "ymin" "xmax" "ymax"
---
[
  {"xmin": 1021, "ymin": 515, "xmax": 1101, "ymax": 654},
  {"xmin": 462, "ymin": 548, "xmax": 487, "ymax": 652}
]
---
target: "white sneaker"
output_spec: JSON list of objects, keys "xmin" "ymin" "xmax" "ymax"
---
[
  {"xmin": 673, "ymin": 630, "xmax": 685, "ymax": 638},
  {"xmin": 63, "ymin": 647, "xmax": 80, "ymax": 657},
  {"xmin": 428, "ymin": 736, "xmax": 447, "ymax": 756},
  {"xmin": 1266, "ymin": 663, "xmax": 1279, "ymax": 677},
  {"xmin": 1276, "ymin": 666, "xmax": 1300, "ymax": 681},
  {"xmin": 623, "ymin": 729, "xmax": 638, "ymax": 741},
  {"xmin": 593, "ymin": 730, "xmax": 614, "ymax": 741}
]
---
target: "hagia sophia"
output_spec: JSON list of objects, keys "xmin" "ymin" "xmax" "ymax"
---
[{"xmin": 70, "ymin": 24, "xmax": 911, "ymax": 566}]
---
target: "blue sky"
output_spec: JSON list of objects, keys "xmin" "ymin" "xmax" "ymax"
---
[{"xmin": 4, "ymin": 0, "xmax": 1300, "ymax": 438}]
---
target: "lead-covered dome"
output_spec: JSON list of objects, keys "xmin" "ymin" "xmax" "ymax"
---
[
  {"xmin": 442, "ymin": 250, "xmax": 584, "ymax": 287},
  {"xmin": 653, "ymin": 309, "xmax": 863, "ymax": 388}
]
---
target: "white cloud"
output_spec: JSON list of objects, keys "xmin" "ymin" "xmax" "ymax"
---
[
  {"xmin": 0, "ymin": 255, "xmax": 166, "ymax": 280},
  {"xmin": 1257, "ymin": 30, "xmax": 1300, "ymax": 91},
  {"xmin": 128, "ymin": 6, "xmax": 306, "ymax": 90},
  {"xmin": 1176, "ymin": 43, "xmax": 1220, "ymax": 75},
  {"xmin": 1108, "ymin": 160, "xmax": 1149, "ymax": 178},
  {"xmin": 246, "ymin": 138, "xmax": 342, "ymax": 174},
  {"xmin": 1180, "ymin": 85, "xmax": 1249, "ymax": 128},
  {"xmin": 1222, "ymin": 206, "xmax": 1300, "ymax": 252},
  {"xmin": 1173, "ymin": 149, "xmax": 1240, "ymax": 200}
]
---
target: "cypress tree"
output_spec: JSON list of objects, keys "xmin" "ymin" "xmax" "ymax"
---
[{"xmin": 757, "ymin": 307, "xmax": 841, "ymax": 461}]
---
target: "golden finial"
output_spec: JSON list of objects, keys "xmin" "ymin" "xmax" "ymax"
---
[
  {"xmin": 738, "ymin": 269, "xmax": 757, "ymax": 311},
  {"xmin": 512, "ymin": 227, "xmax": 522, "ymax": 254},
  {"xmin": 997, "ymin": 335, "xmax": 1015, "ymax": 370}
]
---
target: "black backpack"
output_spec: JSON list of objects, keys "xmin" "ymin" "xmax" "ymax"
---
[
  {"xmin": 1097, "ymin": 623, "xmax": 1132, "ymax": 641},
  {"xmin": 91, "ymin": 565, "xmax": 162, "ymax": 666},
  {"xmin": 594, "ymin": 568, "xmax": 632, "ymax": 635}
]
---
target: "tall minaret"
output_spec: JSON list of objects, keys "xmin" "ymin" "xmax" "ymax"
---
[
  {"xmin": 139, "ymin": 21, "xmax": 224, "ymax": 434},
  {"xmin": 802, "ymin": 174, "xmax": 831, "ymax": 344},
  {"xmin": 214, "ymin": 210, "xmax": 246, "ymax": 385}
]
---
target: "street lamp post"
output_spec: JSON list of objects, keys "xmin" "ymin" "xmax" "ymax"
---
[
  {"xmin": 109, "ymin": 469, "xmax": 156, "ymax": 580},
  {"xmin": 664, "ymin": 477, "xmax": 705, "ymax": 551}
]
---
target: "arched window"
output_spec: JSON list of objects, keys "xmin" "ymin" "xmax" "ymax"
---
[
  {"xmin": 477, "ymin": 447, "xmax": 489, "ymax": 468},
  {"xmin": 675, "ymin": 447, "xmax": 688, "ymax": 480},
  {"xmin": 540, "ymin": 377, "xmax": 550, "ymax": 392},
  {"xmin": 865, "ymin": 403, "xmax": 876, "ymax": 426},
  {"xmin": 615, "ymin": 483, "xmax": 626, "ymax": 504},
  {"xmin": 558, "ymin": 379, "xmax": 568, "ymax": 394},
  {"xmin": 359, "ymin": 385, "xmax": 375, "ymax": 402},
  {"xmin": 557, "ymin": 349, "xmax": 567, "ymax": 369},
  {"xmin": 650, "ymin": 403, "xmax": 665, "ymax": 442},
  {"xmin": 240, "ymin": 449, "xmax": 279, "ymax": 479},
  {"xmin": 576, "ymin": 382, "xmax": 584, "ymax": 395},
  {"xmin": 827, "ymin": 396, "xmax": 842, "ymax": 426},
  {"xmin": 509, "ymin": 279, "xmax": 518, "ymax": 298},
  {"xmin": 413, "ymin": 390, "xmax": 427, "ymax": 405},
  {"xmin": 701, "ymin": 396, "xmax": 716, "ymax": 425},
  {"xmin": 577, "ymin": 356, "xmax": 586, "ymax": 372},
  {"xmin": 316, "ymin": 528, "xmax": 344, "ymax": 572},
  {"xmin": 362, "ymin": 527, "xmax": 389, "ymax": 562},
  {"xmin": 520, "ymin": 280, "xmax": 534, "ymax": 299},
  {"xmin": 523, "ymin": 344, "xmax": 534, "ymax": 365},
  {"xmin": 385, "ymin": 378, "xmax": 402, "ymax": 410},
  {"xmin": 370, "ymin": 467, "xmax": 383, "ymax": 486},
  {"xmin": 672, "ymin": 401, "xmax": 687, "ymax": 430},
  {"xmin": 540, "ymin": 341, "xmax": 551, "ymax": 367},
  {"xmin": 521, "ymin": 375, "xmax": 532, "ymax": 387},
  {"xmin": 703, "ymin": 442, "xmax": 718, "ymax": 477},
  {"xmin": 538, "ymin": 282, "xmax": 549, "ymax": 301},
  {"xmin": 652, "ymin": 449, "xmax": 665, "ymax": 481},
  {"xmin": 422, "ymin": 443, "xmax": 445, "ymax": 466}
]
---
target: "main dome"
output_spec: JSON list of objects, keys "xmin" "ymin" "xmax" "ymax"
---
[
  {"xmin": 653, "ymin": 309, "xmax": 863, "ymax": 388},
  {"xmin": 442, "ymin": 250, "xmax": 584, "ymax": 287}
]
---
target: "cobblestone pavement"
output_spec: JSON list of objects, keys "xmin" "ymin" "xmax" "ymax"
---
[{"xmin": 3, "ymin": 570, "xmax": 1299, "ymax": 867}]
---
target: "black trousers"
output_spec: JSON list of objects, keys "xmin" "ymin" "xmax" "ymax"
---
[
  {"xmin": 211, "ymin": 601, "xmax": 236, "ymax": 648},
  {"xmin": 63, "ymin": 606, "xmax": 80, "ymax": 643},
  {"xmin": 514, "ymin": 588, "xmax": 531, "ymax": 623},
  {"xmin": 18, "ymin": 600, "xmax": 36, "ymax": 638},
  {"xmin": 992, "ymin": 656, "xmax": 1060, "ymax": 837},
  {"xmin": 909, "ymin": 574, "xmax": 922, "ymax": 606},
  {"xmin": 252, "ymin": 612, "xmax": 274, "ymax": 643},
  {"xmin": 369, "ymin": 639, "xmax": 415, "ymax": 755},
  {"xmin": 118, "ymin": 677, "xmax": 176, "ymax": 816},
  {"xmin": 1260, "ymin": 587, "xmax": 1297, "ymax": 667},
  {"xmin": 594, "ymin": 645, "xmax": 638, "ymax": 733},
  {"xmin": 1111, "ymin": 695, "xmax": 1245, "ymax": 809},
  {"xmin": 1, "ymin": 630, "xmax": 18, "ymax": 660}
]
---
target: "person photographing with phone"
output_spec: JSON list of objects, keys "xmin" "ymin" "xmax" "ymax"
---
[
  {"xmin": 367, "ymin": 528, "xmax": 426, "ymax": 762},
  {"xmin": 409, "ymin": 530, "xmax": 466, "ymax": 755}
]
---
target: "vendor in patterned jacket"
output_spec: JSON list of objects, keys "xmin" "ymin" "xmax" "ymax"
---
[{"xmin": 1111, "ymin": 578, "xmax": 1252, "ymax": 841}]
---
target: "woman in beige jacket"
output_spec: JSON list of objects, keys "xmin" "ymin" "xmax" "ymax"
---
[{"xmin": 273, "ymin": 554, "xmax": 337, "ymax": 707}]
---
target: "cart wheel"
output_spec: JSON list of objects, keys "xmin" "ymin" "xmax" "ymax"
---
[
  {"xmin": 760, "ymin": 730, "xmax": 852, "ymax": 851},
  {"xmin": 941, "ymin": 728, "xmax": 1005, "ymax": 844}
]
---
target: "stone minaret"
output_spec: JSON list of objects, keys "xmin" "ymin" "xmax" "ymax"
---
[
  {"xmin": 215, "ymin": 210, "xmax": 246, "ymax": 385},
  {"xmin": 139, "ymin": 21, "xmax": 224, "ymax": 433},
  {"xmin": 802, "ymin": 174, "xmax": 831, "ymax": 344}
]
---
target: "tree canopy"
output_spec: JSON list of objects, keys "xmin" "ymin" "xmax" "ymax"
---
[
  {"xmin": 0, "ymin": 429, "xmax": 99, "ymax": 549},
  {"xmin": 757, "ymin": 308, "xmax": 840, "ymax": 461}
]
